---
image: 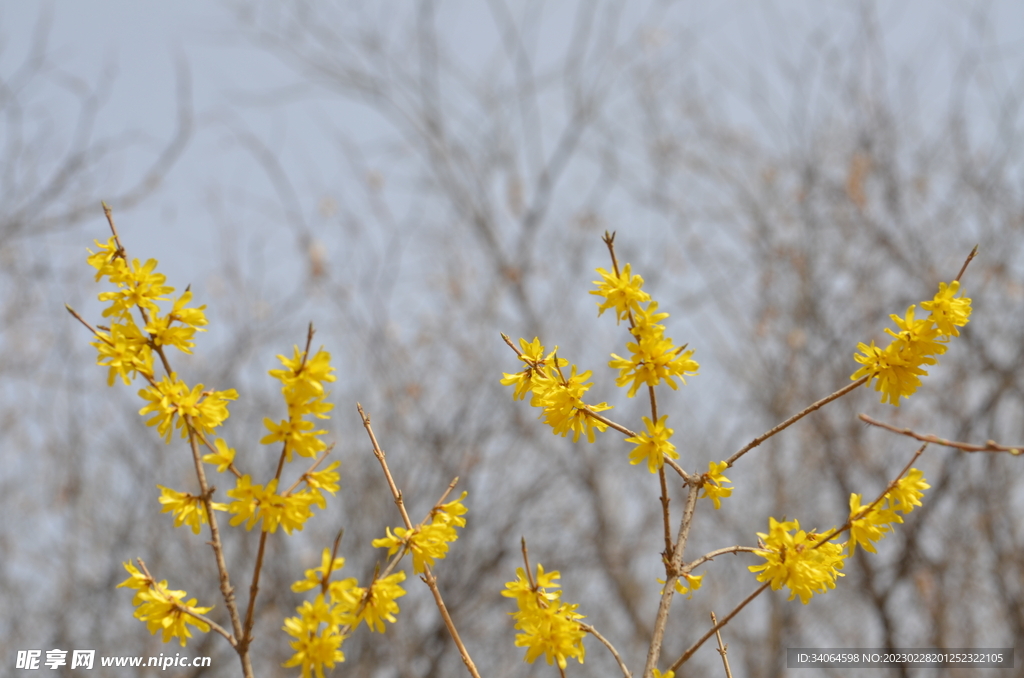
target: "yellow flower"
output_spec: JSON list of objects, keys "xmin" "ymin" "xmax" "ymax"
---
[
  {"xmin": 532, "ymin": 364, "xmax": 612, "ymax": 443},
  {"xmin": 98, "ymin": 257, "xmax": 174, "ymax": 319},
  {"xmin": 202, "ymin": 438, "xmax": 235, "ymax": 473},
  {"xmin": 93, "ymin": 319, "xmax": 153, "ymax": 386},
  {"xmin": 920, "ymin": 280, "xmax": 971, "ymax": 337},
  {"xmin": 282, "ymin": 595, "xmax": 347, "ymax": 678},
  {"xmin": 270, "ymin": 346, "xmax": 336, "ymax": 402},
  {"xmin": 226, "ymin": 475, "xmax": 267, "ymax": 531},
  {"xmin": 303, "ymin": 461, "xmax": 341, "ymax": 495},
  {"xmin": 847, "ymin": 494, "xmax": 898, "ymax": 556},
  {"xmin": 145, "ymin": 289, "xmax": 207, "ymax": 354},
  {"xmin": 610, "ymin": 327, "xmax": 699, "ymax": 398},
  {"xmin": 700, "ymin": 461, "xmax": 733, "ymax": 509},
  {"xmin": 748, "ymin": 518, "xmax": 846, "ymax": 604},
  {"xmin": 351, "ymin": 572, "xmax": 407, "ymax": 633},
  {"xmin": 625, "ymin": 415, "xmax": 678, "ymax": 473},
  {"xmin": 852, "ymin": 283, "xmax": 970, "ymax": 406},
  {"xmin": 431, "ymin": 490, "xmax": 469, "ymax": 528},
  {"xmin": 500, "ymin": 337, "xmax": 566, "ymax": 401},
  {"xmin": 116, "ymin": 562, "xmax": 212, "ymax": 647},
  {"xmin": 138, "ymin": 374, "xmax": 237, "ymax": 442},
  {"xmin": 261, "ymin": 482, "xmax": 314, "ymax": 534},
  {"xmin": 887, "ymin": 468, "xmax": 929, "ymax": 514},
  {"xmin": 513, "ymin": 599, "xmax": 587, "ymax": 669},
  {"xmin": 373, "ymin": 493, "xmax": 467, "ymax": 574},
  {"xmin": 262, "ymin": 347, "xmax": 334, "ymax": 460},
  {"xmin": 591, "ymin": 264, "xmax": 651, "ymax": 323},
  {"xmin": 503, "ymin": 563, "xmax": 586, "ymax": 670},
  {"xmin": 671, "ymin": 572, "xmax": 704, "ymax": 598},
  {"xmin": 851, "ymin": 340, "xmax": 931, "ymax": 406},
  {"xmin": 501, "ymin": 565, "xmax": 561, "ymax": 609},
  {"xmin": 156, "ymin": 486, "xmax": 226, "ymax": 534},
  {"xmin": 292, "ymin": 549, "xmax": 347, "ymax": 593}
]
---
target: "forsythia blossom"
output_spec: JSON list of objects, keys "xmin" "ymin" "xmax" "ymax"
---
[
  {"xmin": 674, "ymin": 572, "xmax": 704, "ymax": 598},
  {"xmin": 700, "ymin": 461, "xmax": 733, "ymax": 509},
  {"xmin": 282, "ymin": 595, "xmax": 348, "ymax": 677},
  {"xmin": 373, "ymin": 492, "xmax": 468, "ymax": 574},
  {"xmin": 226, "ymin": 474, "xmax": 337, "ymax": 535},
  {"xmin": 350, "ymin": 573, "xmax": 408, "ymax": 633},
  {"xmin": 137, "ymin": 374, "xmax": 238, "ymax": 443},
  {"xmin": 156, "ymin": 486, "xmax": 227, "ymax": 534},
  {"xmin": 847, "ymin": 468, "xmax": 929, "ymax": 555},
  {"xmin": 852, "ymin": 281, "xmax": 971, "ymax": 405},
  {"xmin": 625, "ymin": 415, "xmax": 679, "ymax": 473},
  {"xmin": 501, "ymin": 338, "xmax": 612, "ymax": 443},
  {"xmin": 502, "ymin": 564, "xmax": 587, "ymax": 670},
  {"xmin": 590, "ymin": 264, "xmax": 651, "ymax": 323},
  {"xmin": 92, "ymin": 318, "xmax": 154, "ymax": 386},
  {"xmin": 117, "ymin": 561, "xmax": 212, "ymax": 647},
  {"xmin": 590, "ymin": 261, "xmax": 699, "ymax": 398},
  {"xmin": 748, "ymin": 518, "xmax": 847, "ymax": 604},
  {"xmin": 261, "ymin": 346, "xmax": 336, "ymax": 461},
  {"xmin": 609, "ymin": 308, "xmax": 700, "ymax": 397}
]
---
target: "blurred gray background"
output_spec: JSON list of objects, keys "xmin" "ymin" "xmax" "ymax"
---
[{"xmin": 2, "ymin": 1, "xmax": 1023, "ymax": 676}]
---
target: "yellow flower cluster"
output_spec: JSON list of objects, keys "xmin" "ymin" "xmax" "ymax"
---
[
  {"xmin": 285, "ymin": 492, "xmax": 466, "ymax": 675},
  {"xmin": 851, "ymin": 281, "xmax": 971, "ymax": 405},
  {"xmin": 700, "ymin": 461, "xmax": 733, "ymax": 509},
  {"xmin": 748, "ymin": 518, "xmax": 847, "ymax": 604},
  {"xmin": 225, "ymin": 461, "xmax": 340, "ymax": 535},
  {"xmin": 501, "ymin": 338, "xmax": 612, "ymax": 443},
  {"xmin": 88, "ymin": 237, "xmax": 208, "ymax": 387},
  {"xmin": 262, "ymin": 346, "xmax": 336, "ymax": 461},
  {"xmin": 848, "ymin": 468, "xmax": 930, "ymax": 555},
  {"xmin": 592, "ymin": 264, "xmax": 699, "ymax": 398},
  {"xmin": 282, "ymin": 548, "xmax": 409, "ymax": 676},
  {"xmin": 373, "ymin": 491, "xmax": 468, "ymax": 574},
  {"xmin": 88, "ymin": 237, "xmax": 233, "ymax": 445},
  {"xmin": 117, "ymin": 562, "xmax": 213, "ymax": 647},
  {"xmin": 212, "ymin": 346, "xmax": 340, "ymax": 534},
  {"xmin": 138, "ymin": 373, "xmax": 238, "ymax": 443},
  {"xmin": 672, "ymin": 572, "xmax": 704, "ymax": 598},
  {"xmin": 156, "ymin": 486, "xmax": 228, "ymax": 535},
  {"xmin": 750, "ymin": 468, "xmax": 929, "ymax": 603},
  {"xmin": 625, "ymin": 415, "xmax": 678, "ymax": 473},
  {"xmin": 502, "ymin": 564, "xmax": 587, "ymax": 670}
]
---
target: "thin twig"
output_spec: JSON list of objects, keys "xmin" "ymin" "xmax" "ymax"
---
[
  {"xmin": 684, "ymin": 545, "xmax": 763, "ymax": 573},
  {"xmin": 669, "ymin": 583, "xmax": 771, "ymax": 671},
  {"xmin": 710, "ymin": 612, "xmax": 733, "ymax": 678},
  {"xmin": 581, "ymin": 407, "xmax": 636, "ymax": 438},
  {"xmin": 860, "ymin": 414, "xmax": 1021, "ymax": 455},
  {"xmin": 955, "ymin": 245, "xmax": 979, "ymax": 282},
  {"xmin": 726, "ymin": 377, "xmax": 868, "ymax": 467},
  {"xmin": 357, "ymin": 403, "xmax": 414, "ymax": 529},
  {"xmin": 580, "ymin": 622, "xmax": 631, "ymax": 678}
]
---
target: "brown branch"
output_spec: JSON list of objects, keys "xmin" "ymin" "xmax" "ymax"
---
[
  {"xmin": 356, "ymin": 404, "xmax": 480, "ymax": 678},
  {"xmin": 710, "ymin": 611, "xmax": 733, "ymax": 678},
  {"xmin": 580, "ymin": 622, "xmax": 632, "ymax": 678},
  {"xmin": 643, "ymin": 484, "xmax": 699, "ymax": 678},
  {"xmin": 859, "ymin": 414, "xmax": 1022, "ymax": 455},
  {"xmin": 726, "ymin": 377, "xmax": 868, "ymax": 467},
  {"xmin": 669, "ymin": 583, "xmax": 771, "ymax": 671},
  {"xmin": 955, "ymin": 244, "xmax": 979, "ymax": 282},
  {"xmin": 182, "ymin": 422, "xmax": 253, "ymax": 678}
]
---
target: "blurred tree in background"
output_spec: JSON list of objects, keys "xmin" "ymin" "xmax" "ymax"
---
[{"xmin": 2, "ymin": 2, "xmax": 1022, "ymax": 677}]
